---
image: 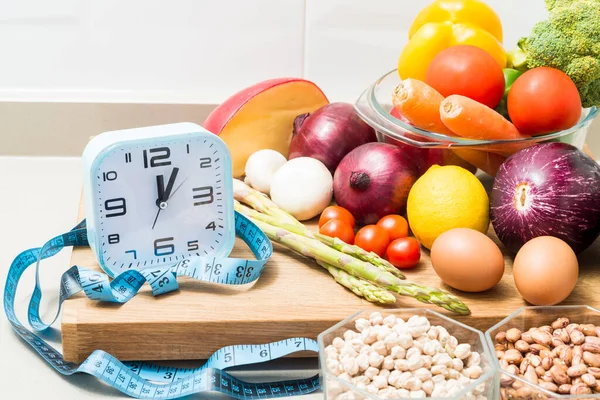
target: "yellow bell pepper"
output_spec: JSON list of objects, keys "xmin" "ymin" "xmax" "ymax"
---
[
  {"xmin": 409, "ymin": 0, "xmax": 503, "ymax": 42},
  {"xmin": 398, "ymin": 0, "xmax": 506, "ymax": 81}
]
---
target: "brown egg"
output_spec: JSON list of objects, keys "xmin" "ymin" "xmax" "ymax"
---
[
  {"xmin": 430, "ymin": 228, "xmax": 505, "ymax": 292},
  {"xmin": 513, "ymin": 236, "xmax": 579, "ymax": 306}
]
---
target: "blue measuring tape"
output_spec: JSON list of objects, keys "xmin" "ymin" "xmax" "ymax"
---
[{"xmin": 4, "ymin": 211, "xmax": 321, "ymax": 398}]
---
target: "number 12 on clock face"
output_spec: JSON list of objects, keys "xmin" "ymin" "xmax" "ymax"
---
[{"xmin": 83, "ymin": 125, "xmax": 235, "ymax": 277}]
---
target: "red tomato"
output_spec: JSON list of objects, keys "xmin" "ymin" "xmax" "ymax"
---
[
  {"xmin": 425, "ymin": 45, "xmax": 505, "ymax": 109},
  {"xmin": 386, "ymin": 237, "xmax": 421, "ymax": 269},
  {"xmin": 319, "ymin": 219, "xmax": 355, "ymax": 244},
  {"xmin": 507, "ymin": 67, "xmax": 582, "ymax": 135},
  {"xmin": 376, "ymin": 215, "xmax": 409, "ymax": 241},
  {"xmin": 354, "ymin": 225, "xmax": 390, "ymax": 257},
  {"xmin": 319, "ymin": 206, "xmax": 356, "ymax": 229}
]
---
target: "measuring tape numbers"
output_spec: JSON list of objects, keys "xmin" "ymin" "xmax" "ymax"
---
[{"xmin": 3, "ymin": 211, "xmax": 321, "ymax": 399}]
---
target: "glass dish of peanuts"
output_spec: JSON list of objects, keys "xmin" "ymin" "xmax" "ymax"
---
[
  {"xmin": 317, "ymin": 309, "xmax": 498, "ymax": 399},
  {"xmin": 486, "ymin": 305, "xmax": 600, "ymax": 400}
]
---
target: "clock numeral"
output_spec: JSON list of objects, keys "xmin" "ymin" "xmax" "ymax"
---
[
  {"xmin": 105, "ymin": 198, "xmax": 127, "ymax": 218},
  {"xmin": 187, "ymin": 240, "xmax": 199, "ymax": 251},
  {"xmin": 143, "ymin": 147, "xmax": 171, "ymax": 168},
  {"xmin": 125, "ymin": 153, "xmax": 132, "ymax": 163},
  {"xmin": 154, "ymin": 237, "xmax": 175, "ymax": 256},
  {"xmin": 192, "ymin": 186, "xmax": 214, "ymax": 206},
  {"xmin": 200, "ymin": 157, "xmax": 212, "ymax": 168},
  {"xmin": 108, "ymin": 234, "xmax": 120, "ymax": 244},
  {"xmin": 102, "ymin": 171, "xmax": 118, "ymax": 181},
  {"xmin": 205, "ymin": 221, "xmax": 216, "ymax": 231},
  {"xmin": 125, "ymin": 250, "xmax": 137, "ymax": 260}
]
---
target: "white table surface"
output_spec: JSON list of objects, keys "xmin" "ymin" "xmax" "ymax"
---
[{"xmin": 0, "ymin": 156, "xmax": 322, "ymax": 400}]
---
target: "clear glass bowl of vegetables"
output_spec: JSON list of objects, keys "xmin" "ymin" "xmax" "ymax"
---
[
  {"xmin": 318, "ymin": 308, "xmax": 498, "ymax": 399},
  {"xmin": 354, "ymin": 68, "xmax": 598, "ymax": 177}
]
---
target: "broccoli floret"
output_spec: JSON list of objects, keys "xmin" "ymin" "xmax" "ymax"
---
[{"xmin": 516, "ymin": 0, "xmax": 600, "ymax": 107}]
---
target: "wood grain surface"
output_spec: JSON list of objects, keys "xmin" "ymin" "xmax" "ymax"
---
[{"xmin": 62, "ymin": 165, "xmax": 600, "ymax": 364}]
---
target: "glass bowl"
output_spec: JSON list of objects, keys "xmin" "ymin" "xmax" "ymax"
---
[
  {"xmin": 485, "ymin": 306, "xmax": 600, "ymax": 400},
  {"xmin": 354, "ymin": 69, "xmax": 598, "ymax": 175},
  {"xmin": 318, "ymin": 308, "xmax": 498, "ymax": 399}
]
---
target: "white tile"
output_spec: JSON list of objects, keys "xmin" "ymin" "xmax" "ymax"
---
[
  {"xmin": 0, "ymin": 0, "xmax": 305, "ymax": 104},
  {"xmin": 304, "ymin": 0, "xmax": 548, "ymax": 103}
]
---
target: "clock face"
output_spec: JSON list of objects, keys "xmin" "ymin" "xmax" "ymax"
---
[{"xmin": 92, "ymin": 135, "xmax": 233, "ymax": 275}]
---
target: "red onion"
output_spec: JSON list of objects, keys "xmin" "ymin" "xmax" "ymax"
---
[
  {"xmin": 490, "ymin": 142, "xmax": 600, "ymax": 254},
  {"xmin": 333, "ymin": 142, "xmax": 420, "ymax": 224},
  {"xmin": 289, "ymin": 102, "xmax": 377, "ymax": 172}
]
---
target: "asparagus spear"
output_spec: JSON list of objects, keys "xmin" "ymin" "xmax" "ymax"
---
[
  {"xmin": 248, "ymin": 216, "xmax": 471, "ymax": 315},
  {"xmin": 319, "ymin": 261, "xmax": 397, "ymax": 304},
  {"xmin": 234, "ymin": 201, "xmax": 404, "ymax": 279}
]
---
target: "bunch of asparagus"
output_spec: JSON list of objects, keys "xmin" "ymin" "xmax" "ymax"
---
[{"xmin": 233, "ymin": 179, "xmax": 470, "ymax": 315}]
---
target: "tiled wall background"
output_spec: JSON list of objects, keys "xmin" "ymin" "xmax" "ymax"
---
[
  {"xmin": 0, "ymin": 0, "xmax": 548, "ymax": 103},
  {"xmin": 0, "ymin": 0, "xmax": 597, "ymax": 156}
]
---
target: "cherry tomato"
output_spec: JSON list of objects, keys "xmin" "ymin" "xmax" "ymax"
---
[
  {"xmin": 507, "ymin": 67, "xmax": 582, "ymax": 135},
  {"xmin": 319, "ymin": 206, "xmax": 356, "ymax": 229},
  {"xmin": 376, "ymin": 215, "xmax": 409, "ymax": 241},
  {"xmin": 425, "ymin": 45, "xmax": 505, "ymax": 109},
  {"xmin": 354, "ymin": 225, "xmax": 390, "ymax": 257},
  {"xmin": 386, "ymin": 237, "xmax": 421, "ymax": 269},
  {"xmin": 319, "ymin": 219, "xmax": 355, "ymax": 244}
]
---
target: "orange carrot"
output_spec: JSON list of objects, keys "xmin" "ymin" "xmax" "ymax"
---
[
  {"xmin": 440, "ymin": 95, "xmax": 527, "ymax": 140},
  {"xmin": 392, "ymin": 79, "xmax": 455, "ymax": 135}
]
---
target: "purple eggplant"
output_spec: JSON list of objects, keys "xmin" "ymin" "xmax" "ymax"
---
[{"xmin": 490, "ymin": 142, "xmax": 600, "ymax": 254}]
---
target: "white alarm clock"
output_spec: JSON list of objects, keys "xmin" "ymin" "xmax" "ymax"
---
[{"xmin": 82, "ymin": 122, "xmax": 236, "ymax": 277}]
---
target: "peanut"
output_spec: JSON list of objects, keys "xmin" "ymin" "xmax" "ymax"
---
[
  {"xmin": 494, "ymin": 343, "xmax": 506, "ymax": 352},
  {"xmin": 550, "ymin": 365, "xmax": 570, "ymax": 385},
  {"xmin": 581, "ymin": 373, "xmax": 597, "ymax": 387},
  {"xmin": 540, "ymin": 325, "xmax": 553, "ymax": 334},
  {"xmin": 519, "ymin": 358, "xmax": 530, "ymax": 375},
  {"xmin": 587, "ymin": 367, "xmax": 600, "ymax": 379},
  {"xmin": 515, "ymin": 340, "xmax": 530, "ymax": 353},
  {"xmin": 571, "ymin": 329, "xmax": 586, "ymax": 345},
  {"xmin": 542, "ymin": 356, "xmax": 553, "ymax": 370},
  {"xmin": 506, "ymin": 328, "xmax": 521, "ymax": 343},
  {"xmin": 524, "ymin": 365, "xmax": 538, "ymax": 384},
  {"xmin": 535, "ymin": 366, "xmax": 546, "ymax": 377},
  {"xmin": 567, "ymin": 364, "xmax": 587, "ymax": 377},
  {"xmin": 520, "ymin": 331, "xmax": 534, "ymax": 344},
  {"xmin": 495, "ymin": 331, "xmax": 508, "ymax": 345},
  {"xmin": 582, "ymin": 342, "xmax": 600, "ymax": 354},
  {"xmin": 570, "ymin": 383, "xmax": 592, "ymax": 395},
  {"xmin": 538, "ymin": 381, "xmax": 559, "ymax": 392},
  {"xmin": 531, "ymin": 329, "xmax": 553, "ymax": 346},
  {"xmin": 581, "ymin": 324, "xmax": 597, "ymax": 336},
  {"xmin": 558, "ymin": 346, "xmax": 573, "ymax": 365},
  {"xmin": 504, "ymin": 349, "xmax": 523, "ymax": 364},
  {"xmin": 552, "ymin": 318, "xmax": 570, "ymax": 330},
  {"xmin": 584, "ymin": 351, "xmax": 600, "ymax": 367},
  {"xmin": 558, "ymin": 383, "xmax": 572, "ymax": 394},
  {"xmin": 566, "ymin": 323, "xmax": 579, "ymax": 334}
]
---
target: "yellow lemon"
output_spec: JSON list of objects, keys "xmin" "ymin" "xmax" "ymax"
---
[{"xmin": 407, "ymin": 165, "xmax": 489, "ymax": 249}]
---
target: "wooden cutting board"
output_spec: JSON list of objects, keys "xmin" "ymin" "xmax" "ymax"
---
[{"xmin": 61, "ymin": 151, "xmax": 600, "ymax": 364}]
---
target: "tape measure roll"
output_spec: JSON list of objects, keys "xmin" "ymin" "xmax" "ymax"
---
[{"xmin": 4, "ymin": 212, "xmax": 321, "ymax": 399}]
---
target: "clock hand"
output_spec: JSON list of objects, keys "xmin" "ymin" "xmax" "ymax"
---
[
  {"xmin": 152, "ymin": 167, "xmax": 180, "ymax": 230},
  {"xmin": 151, "ymin": 206, "xmax": 162, "ymax": 230},
  {"xmin": 167, "ymin": 177, "xmax": 188, "ymax": 200},
  {"xmin": 155, "ymin": 175, "xmax": 166, "ymax": 207},
  {"xmin": 162, "ymin": 167, "xmax": 179, "ymax": 201}
]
